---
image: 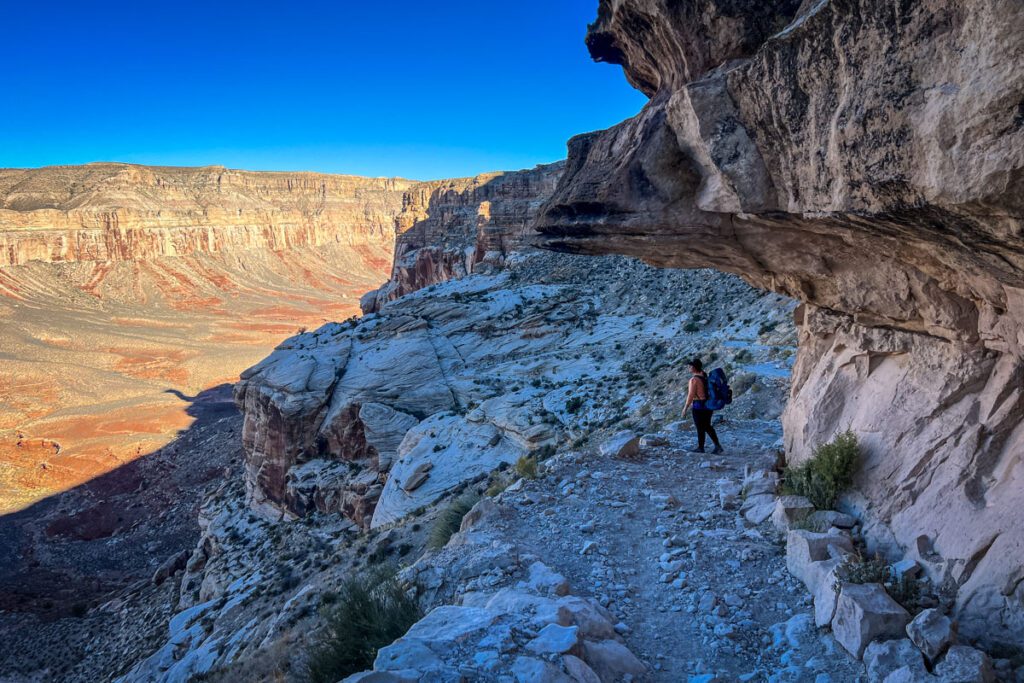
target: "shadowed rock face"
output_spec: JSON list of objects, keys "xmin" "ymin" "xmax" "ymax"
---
[{"xmin": 535, "ymin": 0, "xmax": 1024, "ymax": 645}]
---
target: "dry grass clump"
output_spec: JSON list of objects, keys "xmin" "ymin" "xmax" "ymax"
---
[{"xmin": 427, "ymin": 492, "xmax": 481, "ymax": 550}]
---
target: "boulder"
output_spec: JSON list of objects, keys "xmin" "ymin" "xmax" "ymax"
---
[
  {"xmin": 832, "ymin": 583, "xmax": 912, "ymax": 659},
  {"xmin": 892, "ymin": 559, "xmax": 922, "ymax": 582},
  {"xmin": 152, "ymin": 549, "xmax": 190, "ymax": 586},
  {"xmin": 562, "ymin": 654, "xmax": 602, "ymax": 683},
  {"xmin": 556, "ymin": 596, "xmax": 618, "ymax": 640},
  {"xmin": 598, "ymin": 431, "xmax": 639, "ymax": 459},
  {"xmin": 403, "ymin": 605, "xmax": 500, "ymax": 645},
  {"xmin": 882, "ymin": 667, "xmax": 930, "ymax": 683},
  {"xmin": 786, "ymin": 529, "xmax": 854, "ymax": 590},
  {"xmin": 528, "ymin": 561, "xmax": 571, "ymax": 597},
  {"xmin": 400, "ymin": 461, "xmax": 432, "ymax": 491},
  {"xmin": 806, "ymin": 510, "xmax": 858, "ymax": 530},
  {"xmin": 772, "ymin": 495, "xmax": 815, "ymax": 531},
  {"xmin": 742, "ymin": 493, "xmax": 777, "ymax": 525},
  {"xmin": 373, "ymin": 639, "xmax": 443, "ymax": 672},
  {"xmin": 934, "ymin": 645, "xmax": 995, "ymax": 683},
  {"xmin": 906, "ymin": 609, "xmax": 957, "ymax": 663},
  {"xmin": 640, "ymin": 434, "xmax": 669, "ymax": 448},
  {"xmin": 743, "ymin": 471, "xmax": 779, "ymax": 497},
  {"xmin": 581, "ymin": 639, "xmax": 647, "ymax": 683},
  {"xmin": 371, "ymin": 414, "xmax": 524, "ymax": 527},
  {"xmin": 717, "ymin": 479, "xmax": 743, "ymax": 510},
  {"xmin": 511, "ymin": 656, "xmax": 574, "ymax": 683},
  {"xmin": 459, "ymin": 497, "xmax": 498, "ymax": 532},
  {"xmin": 810, "ymin": 559, "xmax": 845, "ymax": 627},
  {"xmin": 864, "ymin": 639, "xmax": 928, "ymax": 683},
  {"xmin": 526, "ymin": 624, "xmax": 580, "ymax": 655}
]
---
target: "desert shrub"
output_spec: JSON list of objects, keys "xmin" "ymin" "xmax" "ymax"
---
[
  {"xmin": 515, "ymin": 455, "xmax": 538, "ymax": 480},
  {"xmin": 683, "ymin": 321, "xmax": 700, "ymax": 333},
  {"xmin": 485, "ymin": 474, "xmax": 510, "ymax": 498},
  {"xmin": 833, "ymin": 554, "xmax": 929, "ymax": 614},
  {"xmin": 534, "ymin": 444, "xmax": 556, "ymax": 461},
  {"xmin": 367, "ymin": 546, "xmax": 392, "ymax": 565},
  {"xmin": 782, "ymin": 430, "xmax": 859, "ymax": 509},
  {"xmin": 789, "ymin": 516, "xmax": 829, "ymax": 533},
  {"xmin": 888, "ymin": 573, "xmax": 927, "ymax": 614},
  {"xmin": 427, "ymin": 492, "xmax": 481, "ymax": 550},
  {"xmin": 306, "ymin": 568, "xmax": 422, "ymax": 683},
  {"xmin": 565, "ymin": 396, "xmax": 584, "ymax": 414},
  {"xmin": 733, "ymin": 349, "xmax": 754, "ymax": 363},
  {"xmin": 834, "ymin": 555, "xmax": 891, "ymax": 591},
  {"xmin": 732, "ymin": 372, "xmax": 758, "ymax": 396}
]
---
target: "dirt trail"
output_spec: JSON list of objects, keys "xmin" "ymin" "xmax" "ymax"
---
[{"xmin": 494, "ymin": 418, "xmax": 862, "ymax": 682}]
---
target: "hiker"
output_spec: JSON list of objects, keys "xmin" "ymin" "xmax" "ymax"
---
[{"xmin": 682, "ymin": 358, "xmax": 724, "ymax": 454}]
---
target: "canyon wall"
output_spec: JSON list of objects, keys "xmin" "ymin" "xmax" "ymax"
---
[
  {"xmin": 534, "ymin": 0, "xmax": 1024, "ymax": 646},
  {"xmin": 0, "ymin": 163, "xmax": 415, "ymax": 266},
  {"xmin": 360, "ymin": 162, "xmax": 563, "ymax": 312}
]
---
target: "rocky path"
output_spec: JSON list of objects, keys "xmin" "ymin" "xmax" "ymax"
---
[{"xmin": 492, "ymin": 418, "xmax": 863, "ymax": 682}]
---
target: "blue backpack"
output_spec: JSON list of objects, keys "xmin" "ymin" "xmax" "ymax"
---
[{"xmin": 704, "ymin": 368, "xmax": 733, "ymax": 411}]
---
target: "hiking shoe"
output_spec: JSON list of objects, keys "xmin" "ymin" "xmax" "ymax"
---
[
  {"xmin": 712, "ymin": 445, "xmax": 724, "ymax": 455},
  {"xmin": 689, "ymin": 446, "xmax": 705, "ymax": 454}
]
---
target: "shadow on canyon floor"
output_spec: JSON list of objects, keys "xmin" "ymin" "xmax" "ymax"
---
[{"xmin": 0, "ymin": 383, "xmax": 242, "ymax": 619}]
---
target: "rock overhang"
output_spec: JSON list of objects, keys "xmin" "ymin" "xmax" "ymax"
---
[{"xmin": 532, "ymin": 0, "xmax": 1024, "ymax": 646}]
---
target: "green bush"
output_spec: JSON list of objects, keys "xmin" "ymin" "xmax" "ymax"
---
[
  {"xmin": 306, "ymin": 568, "xmax": 422, "ymax": 683},
  {"xmin": 783, "ymin": 429, "xmax": 860, "ymax": 509},
  {"xmin": 427, "ymin": 492, "xmax": 481, "ymax": 549},
  {"xmin": 515, "ymin": 455, "xmax": 538, "ymax": 480},
  {"xmin": 565, "ymin": 396, "xmax": 584, "ymax": 414},
  {"xmin": 683, "ymin": 321, "xmax": 700, "ymax": 333}
]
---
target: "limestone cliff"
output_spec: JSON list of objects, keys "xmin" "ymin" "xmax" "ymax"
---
[
  {"xmin": 360, "ymin": 162, "xmax": 563, "ymax": 313},
  {"xmin": 534, "ymin": 0, "xmax": 1024, "ymax": 645},
  {"xmin": 0, "ymin": 163, "xmax": 414, "ymax": 266}
]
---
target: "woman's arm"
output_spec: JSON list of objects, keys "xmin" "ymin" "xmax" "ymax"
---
[{"xmin": 682, "ymin": 377, "xmax": 695, "ymax": 414}]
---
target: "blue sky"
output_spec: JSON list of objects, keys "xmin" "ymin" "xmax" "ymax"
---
[{"xmin": 1, "ymin": 1, "xmax": 646, "ymax": 179}]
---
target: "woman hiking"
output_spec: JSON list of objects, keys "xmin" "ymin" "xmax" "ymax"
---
[{"xmin": 682, "ymin": 358, "xmax": 724, "ymax": 454}]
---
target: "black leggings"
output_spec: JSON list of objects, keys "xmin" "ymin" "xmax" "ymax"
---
[{"xmin": 692, "ymin": 408, "xmax": 719, "ymax": 449}]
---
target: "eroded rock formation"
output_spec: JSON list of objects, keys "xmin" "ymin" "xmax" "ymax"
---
[
  {"xmin": 360, "ymin": 163, "xmax": 563, "ymax": 313},
  {"xmin": 0, "ymin": 163, "xmax": 413, "ymax": 266},
  {"xmin": 534, "ymin": 0, "xmax": 1024, "ymax": 645}
]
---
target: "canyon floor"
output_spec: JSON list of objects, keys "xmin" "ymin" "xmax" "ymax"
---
[
  {"xmin": 0, "ymin": 242, "xmax": 391, "ymax": 513},
  {"xmin": 0, "ymin": 251, "xmax": 808, "ymax": 680}
]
